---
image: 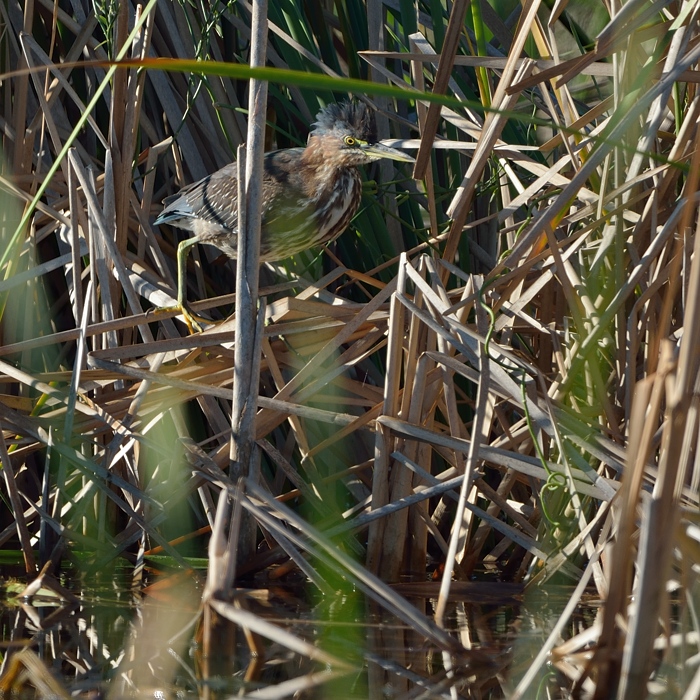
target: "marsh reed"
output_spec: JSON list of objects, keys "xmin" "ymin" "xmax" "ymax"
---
[{"xmin": 0, "ymin": 0, "xmax": 699, "ymax": 697}]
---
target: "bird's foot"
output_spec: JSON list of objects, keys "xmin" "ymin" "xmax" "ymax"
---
[{"xmin": 151, "ymin": 303, "xmax": 212, "ymax": 334}]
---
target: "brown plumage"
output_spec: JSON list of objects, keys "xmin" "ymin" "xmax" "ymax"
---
[{"xmin": 154, "ymin": 101, "xmax": 414, "ymax": 328}]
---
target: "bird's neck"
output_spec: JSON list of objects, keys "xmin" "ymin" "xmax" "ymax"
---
[{"xmin": 301, "ymin": 137, "xmax": 361, "ymax": 204}]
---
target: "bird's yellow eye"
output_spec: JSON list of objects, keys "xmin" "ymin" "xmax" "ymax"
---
[{"xmin": 344, "ymin": 136, "xmax": 356, "ymax": 146}]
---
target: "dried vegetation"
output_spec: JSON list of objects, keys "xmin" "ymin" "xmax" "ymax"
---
[{"xmin": 1, "ymin": 0, "xmax": 700, "ymax": 697}]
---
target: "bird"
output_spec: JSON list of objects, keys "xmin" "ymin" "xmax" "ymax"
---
[{"xmin": 154, "ymin": 101, "xmax": 414, "ymax": 330}]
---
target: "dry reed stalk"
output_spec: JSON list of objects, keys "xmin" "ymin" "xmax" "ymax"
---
[
  {"xmin": 4, "ymin": 0, "xmax": 700, "ymax": 696},
  {"xmin": 411, "ymin": 0, "xmax": 469, "ymax": 180}
]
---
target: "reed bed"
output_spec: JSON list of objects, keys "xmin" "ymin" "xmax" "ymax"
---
[{"xmin": 0, "ymin": 0, "xmax": 699, "ymax": 697}]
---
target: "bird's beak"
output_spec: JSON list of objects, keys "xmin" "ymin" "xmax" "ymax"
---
[{"xmin": 362, "ymin": 142, "xmax": 415, "ymax": 163}]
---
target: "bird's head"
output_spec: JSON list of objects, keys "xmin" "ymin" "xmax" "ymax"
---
[{"xmin": 309, "ymin": 101, "xmax": 415, "ymax": 168}]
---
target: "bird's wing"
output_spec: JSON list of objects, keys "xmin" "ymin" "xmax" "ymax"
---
[{"xmin": 155, "ymin": 163, "xmax": 239, "ymax": 231}]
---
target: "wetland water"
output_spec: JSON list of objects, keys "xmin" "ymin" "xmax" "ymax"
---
[{"xmin": 0, "ymin": 567, "xmax": 600, "ymax": 698}]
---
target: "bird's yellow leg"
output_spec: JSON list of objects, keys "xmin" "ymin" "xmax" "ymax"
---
[{"xmin": 155, "ymin": 236, "xmax": 210, "ymax": 333}]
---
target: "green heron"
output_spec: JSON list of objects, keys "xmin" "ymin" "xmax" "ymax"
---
[{"xmin": 154, "ymin": 101, "xmax": 414, "ymax": 329}]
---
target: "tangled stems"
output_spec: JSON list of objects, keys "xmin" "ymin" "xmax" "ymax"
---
[{"xmin": 479, "ymin": 269, "xmax": 572, "ymax": 536}]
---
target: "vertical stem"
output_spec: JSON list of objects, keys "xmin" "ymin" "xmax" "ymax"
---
[
  {"xmin": 470, "ymin": 0, "xmax": 490, "ymax": 108},
  {"xmin": 230, "ymin": 0, "xmax": 268, "ymax": 560}
]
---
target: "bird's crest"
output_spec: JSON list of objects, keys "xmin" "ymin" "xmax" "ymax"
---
[{"xmin": 310, "ymin": 101, "xmax": 377, "ymax": 143}]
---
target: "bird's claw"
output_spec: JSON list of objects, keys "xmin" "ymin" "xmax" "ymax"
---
[{"xmin": 151, "ymin": 304, "xmax": 211, "ymax": 334}]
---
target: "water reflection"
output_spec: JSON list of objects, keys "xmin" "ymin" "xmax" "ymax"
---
[{"xmin": 0, "ymin": 570, "xmax": 603, "ymax": 699}]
